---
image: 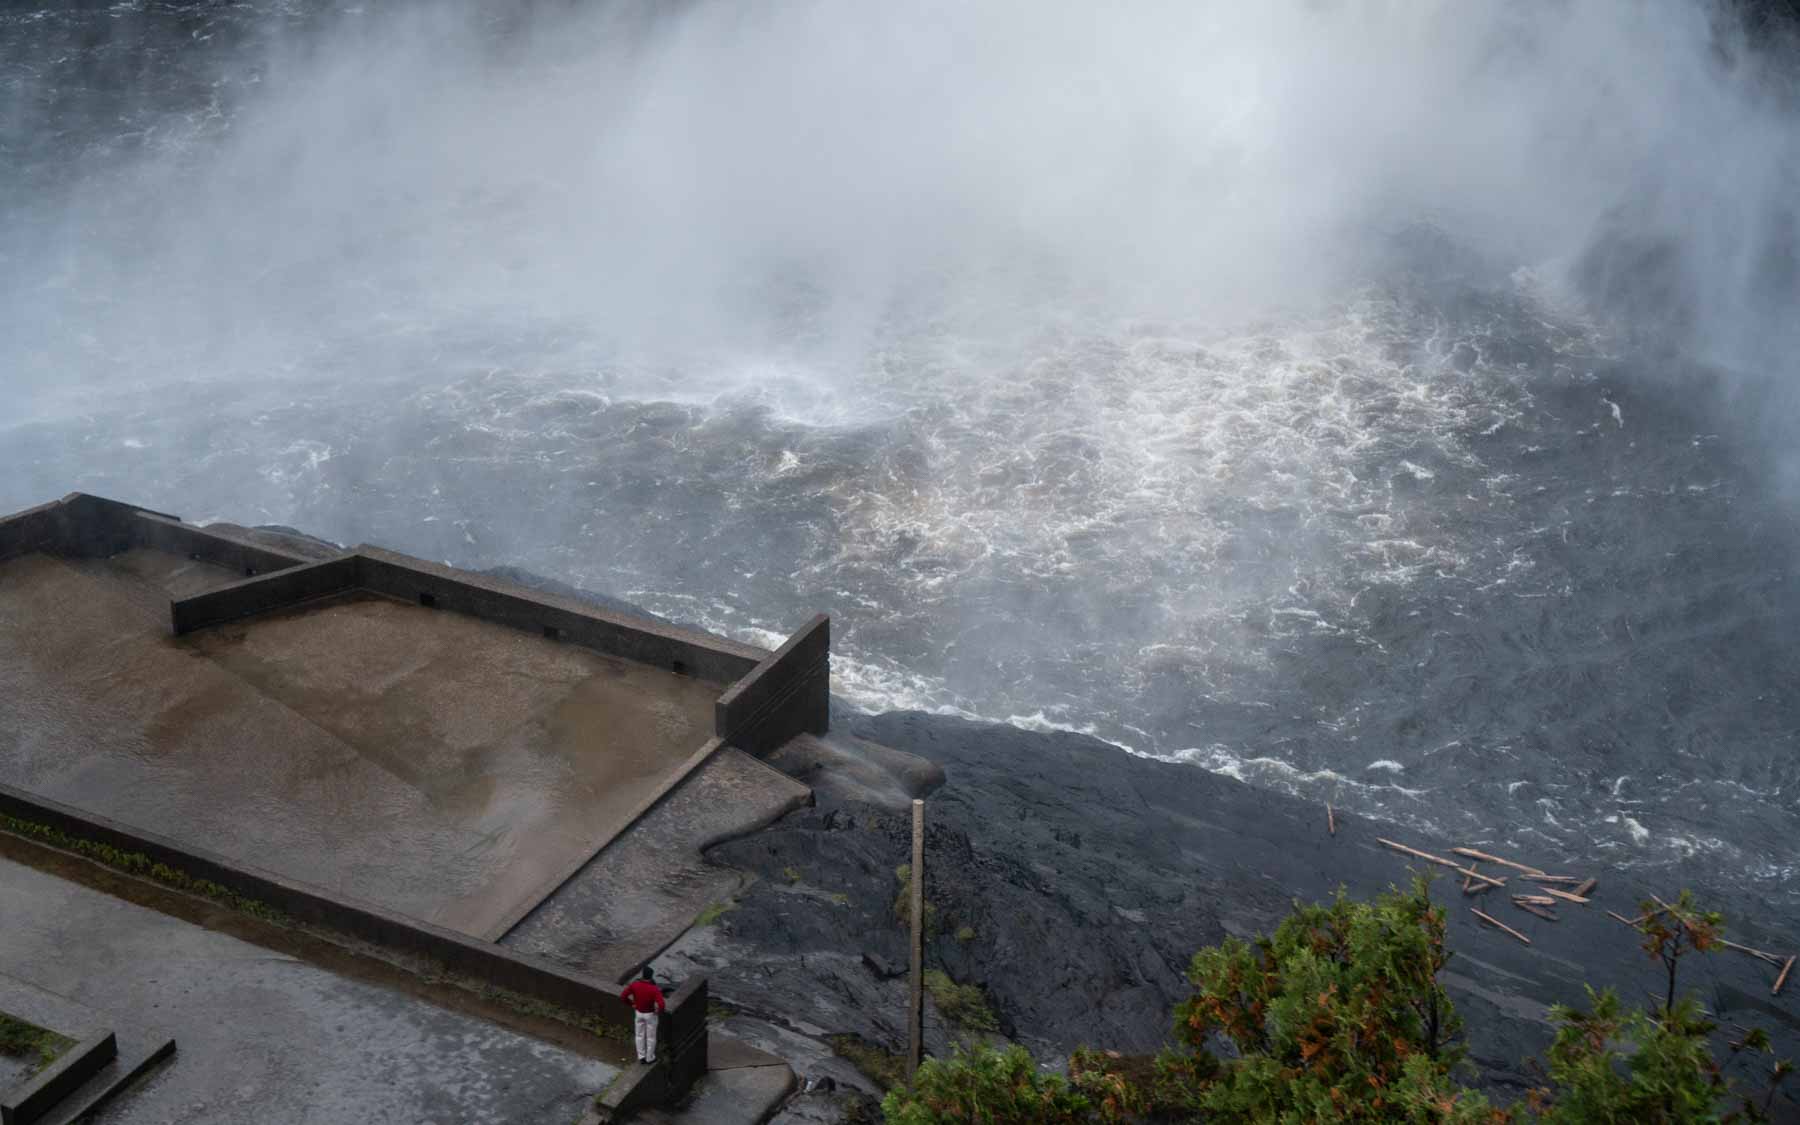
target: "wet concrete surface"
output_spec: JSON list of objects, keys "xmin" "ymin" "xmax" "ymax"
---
[
  {"xmin": 504, "ymin": 746, "xmax": 812, "ymax": 983},
  {"xmin": 0, "ymin": 547, "xmax": 721, "ymax": 936},
  {"xmin": 0, "ymin": 854, "xmax": 618, "ymax": 1124},
  {"xmin": 0, "ymin": 1045, "xmax": 39, "ymax": 1094}
]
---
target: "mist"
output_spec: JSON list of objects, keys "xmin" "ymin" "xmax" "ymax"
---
[{"xmin": 3, "ymin": 0, "xmax": 1796, "ymax": 424}]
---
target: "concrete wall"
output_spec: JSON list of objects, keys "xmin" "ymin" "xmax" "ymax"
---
[
  {"xmin": 0, "ymin": 496, "xmax": 71, "ymax": 563},
  {"xmin": 170, "ymin": 555, "xmax": 361, "ymax": 635},
  {"xmin": 133, "ymin": 511, "xmax": 314, "ymax": 576},
  {"xmin": 594, "ymin": 978, "xmax": 710, "ymax": 1120},
  {"xmin": 354, "ymin": 548, "xmax": 765, "ymax": 685},
  {"xmin": 0, "ymin": 494, "xmax": 306, "ymax": 572},
  {"xmin": 715, "ymin": 614, "xmax": 830, "ymax": 756},
  {"xmin": 0, "ymin": 782, "xmax": 654, "ymax": 1040}
]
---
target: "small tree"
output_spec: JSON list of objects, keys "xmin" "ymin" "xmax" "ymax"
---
[
  {"xmin": 1639, "ymin": 891, "xmax": 1720, "ymax": 1019},
  {"xmin": 1166, "ymin": 874, "xmax": 1505, "ymax": 1122}
]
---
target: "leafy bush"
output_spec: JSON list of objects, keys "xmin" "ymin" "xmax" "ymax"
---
[{"xmin": 882, "ymin": 1043, "xmax": 1094, "ymax": 1124}]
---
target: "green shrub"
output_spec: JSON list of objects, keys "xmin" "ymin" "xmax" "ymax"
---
[
  {"xmin": 883, "ymin": 1043, "xmax": 1093, "ymax": 1124},
  {"xmin": 923, "ymin": 969, "xmax": 998, "ymax": 1032}
]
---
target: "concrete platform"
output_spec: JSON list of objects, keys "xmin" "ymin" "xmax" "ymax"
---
[
  {"xmin": 0, "ymin": 547, "xmax": 722, "ymax": 937},
  {"xmin": 0, "ymin": 854, "xmax": 617, "ymax": 1124},
  {"xmin": 503, "ymin": 747, "xmax": 812, "ymax": 982}
]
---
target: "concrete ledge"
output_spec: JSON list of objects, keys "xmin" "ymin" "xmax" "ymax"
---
[
  {"xmin": 488, "ymin": 738, "xmax": 731, "ymax": 944},
  {"xmin": 1, "ymin": 1030, "xmax": 116, "ymax": 1125},
  {"xmin": 715, "ymin": 615, "xmax": 830, "ymax": 756},
  {"xmin": 354, "ymin": 548, "xmax": 765, "ymax": 684},
  {"xmin": 169, "ymin": 555, "xmax": 361, "ymax": 635},
  {"xmin": 133, "ymin": 512, "xmax": 314, "ymax": 577},
  {"xmin": 0, "ymin": 782, "xmax": 675, "ymax": 1041}
]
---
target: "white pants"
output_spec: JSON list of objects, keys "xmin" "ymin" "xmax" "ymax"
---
[{"xmin": 634, "ymin": 1011, "xmax": 659, "ymax": 1063}]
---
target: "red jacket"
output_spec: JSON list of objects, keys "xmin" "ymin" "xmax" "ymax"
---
[{"xmin": 621, "ymin": 980, "xmax": 666, "ymax": 1014}]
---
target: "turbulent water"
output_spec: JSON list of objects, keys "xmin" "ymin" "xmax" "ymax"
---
[{"xmin": 4, "ymin": 2, "xmax": 1800, "ymax": 927}]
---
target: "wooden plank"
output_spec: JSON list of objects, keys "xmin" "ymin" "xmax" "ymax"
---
[
  {"xmin": 1541, "ymin": 887, "xmax": 1590, "ymax": 905},
  {"xmin": 1775, "ymin": 956, "xmax": 1794, "ymax": 997},
  {"xmin": 1472, "ymin": 908, "xmax": 1532, "ymax": 945},
  {"xmin": 1716, "ymin": 939, "xmax": 1784, "ymax": 967},
  {"xmin": 1512, "ymin": 894, "xmax": 1557, "ymax": 907},
  {"xmin": 1327, "ymin": 804, "xmax": 1336, "ymax": 836},
  {"xmin": 1513, "ymin": 901, "xmax": 1558, "ymax": 922},
  {"xmin": 1451, "ymin": 847, "xmax": 1546, "ymax": 876},
  {"xmin": 1377, "ymin": 839, "xmax": 1505, "ymax": 887},
  {"xmin": 1379, "ymin": 838, "xmax": 1459, "ymax": 869},
  {"xmin": 1573, "ymin": 878, "xmax": 1598, "ymax": 898},
  {"xmin": 1520, "ymin": 874, "xmax": 1584, "ymax": 885}
]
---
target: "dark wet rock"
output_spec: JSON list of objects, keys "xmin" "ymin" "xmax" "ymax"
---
[{"xmin": 672, "ymin": 706, "xmax": 1800, "ymax": 1117}]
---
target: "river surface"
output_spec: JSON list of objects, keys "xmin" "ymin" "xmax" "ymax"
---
[{"xmin": 4, "ymin": 1, "xmax": 1798, "ymax": 929}]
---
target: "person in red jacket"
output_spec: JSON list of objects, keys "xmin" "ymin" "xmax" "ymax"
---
[{"xmin": 620, "ymin": 965, "xmax": 667, "ymax": 1064}]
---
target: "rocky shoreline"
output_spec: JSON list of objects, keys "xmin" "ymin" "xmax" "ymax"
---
[{"xmin": 664, "ymin": 707, "xmax": 1800, "ymax": 1122}]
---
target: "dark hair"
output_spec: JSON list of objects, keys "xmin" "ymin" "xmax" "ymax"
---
[{"xmin": 640, "ymin": 965, "xmax": 654, "ymax": 981}]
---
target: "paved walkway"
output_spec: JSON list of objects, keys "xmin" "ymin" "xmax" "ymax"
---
[{"xmin": 0, "ymin": 855, "xmax": 618, "ymax": 1124}]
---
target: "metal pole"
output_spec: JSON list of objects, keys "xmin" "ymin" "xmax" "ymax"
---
[{"xmin": 906, "ymin": 797, "xmax": 925, "ymax": 1079}]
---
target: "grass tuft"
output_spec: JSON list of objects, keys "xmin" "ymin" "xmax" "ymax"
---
[
  {"xmin": 0, "ymin": 1012, "xmax": 75, "ymax": 1076},
  {"xmin": 923, "ymin": 969, "xmax": 999, "ymax": 1032}
]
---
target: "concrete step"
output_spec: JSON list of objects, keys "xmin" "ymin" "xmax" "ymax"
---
[
  {"xmin": 0, "ymin": 972, "xmax": 173, "ymax": 1125},
  {"xmin": 31, "ymin": 1035, "xmax": 175, "ymax": 1125},
  {"xmin": 1, "ymin": 1029, "xmax": 115, "ymax": 1125},
  {"xmin": 630, "ymin": 1063, "xmax": 795, "ymax": 1125}
]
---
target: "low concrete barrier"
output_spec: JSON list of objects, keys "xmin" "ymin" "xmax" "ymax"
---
[
  {"xmin": 354, "ymin": 548, "xmax": 765, "ymax": 684},
  {"xmin": 0, "ymin": 497, "xmax": 69, "ymax": 563},
  {"xmin": 133, "ymin": 512, "xmax": 313, "ymax": 577},
  {"xmin": 715, "ymin": 614, "xmax": 830, "ymax": 756},
  {"xmin": 0, "ymin": 494, "xmax": 304, "ymax": 573},
  {"xmin": 1, "ymin": 1030, "xmax": 117, "ymax": 1125},
  {"xmin": 594, "ymin": 977, "xmax": 709, "ymax": 1121},
  {"xmin": 170, "ymin": 555, "xmax": 360, "ymax": 635},
  {"xmin": 0, "ymin": 783, "xmax": 651, "ymax": 1040}
]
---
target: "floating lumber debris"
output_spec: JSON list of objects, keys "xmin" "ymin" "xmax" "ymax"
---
[
  {"xmin": 1514, "ymin": 900, "xmax": 1558, "ymax": 922},
  {"xmin": 1514, "ymin": 894, "xmax": 1558, "ymax": 907},
  {"xmin": 1327, "ymin": 804, "xmax": 1336, "ymax": 836},
  {"xmin": 1377, "ymin": 838, "xmax": 1506, "ymax": 888},
  {"xmin": 1452, "ymin": 848, "xmax": 1546, "ymax": 876},
  {"xmin": 1472, "ymin": 907, "xmax": 1532, "ymax": 945},
  {"xmin": 1776, "ymin": 957, "xmax": 1794, "ymax": 997},
  {"xmin": 1608, "ymin": 906, "xmax": 1668, "ymax": 928},
  {"xmin": 1573, "ymin": 878, "xmax": 1598, "ymax": 898},
  {"xmin": 1716, "ymin": 939, "xmax": 1785, "ymax": 967},
  {"xmin": 1540, "ymin": 887, "xmax": 1591, "ymax": 905},
  {"xmin": 1521, "ymin": 874, "xmax": 1586, "ymax": 885}
]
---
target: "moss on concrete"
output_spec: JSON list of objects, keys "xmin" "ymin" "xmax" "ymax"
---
[
  {"xmin": 0, "ymin": 813, "xmax": 285, "ymax": 923},
  {"xmin": 0, "ymin": 813, "xmax": 635, "ymax": 1050},
  {"xmin": 0, "ymin": 1011, "xmax": 75, "ymax": 1076}
]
